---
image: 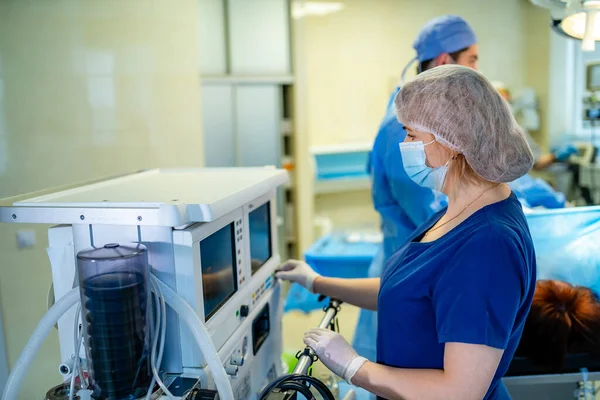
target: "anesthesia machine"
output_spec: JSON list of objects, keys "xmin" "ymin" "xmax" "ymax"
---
[{"xmin": 0, "ymin": 168, "xmax": 344, "ymax": 400}]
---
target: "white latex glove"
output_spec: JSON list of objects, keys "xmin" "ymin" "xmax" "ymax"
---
[
  {"xmin": 303, "ymin": 328, "xmax": 367, "ymax": 384},
  {"xmin": 275, "ymin": 259, "xmax": 320, "ymax": 293}
]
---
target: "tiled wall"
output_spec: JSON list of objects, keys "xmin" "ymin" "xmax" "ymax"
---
[{"xmin": 0, "ymin": 1, "xmax": 204, "ymax": 397}]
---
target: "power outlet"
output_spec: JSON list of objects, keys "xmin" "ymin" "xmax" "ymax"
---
[{"xmin": 16, "ymin": 229, "xmax": 36, "ymax": 249}]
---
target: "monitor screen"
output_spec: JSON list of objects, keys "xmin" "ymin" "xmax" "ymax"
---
[
  {"xmin": 588, "ymin": 63, "xmax": 600, "ymax": 92},
  {"xmin": 200, "ymin": 223, "xmax": 238, "ymax": 320},
  {"xmin": 249, "ymin": 202, "xmax": 272, "ymax": 275}
]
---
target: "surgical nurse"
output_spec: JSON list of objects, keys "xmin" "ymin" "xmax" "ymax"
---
[
  {"xmin": 493, "ymin": 82, "xmax": 577, "ymax": 171},
  {"xmin": 277, "ymin": 65, "xmax": 536, "ymax": 399},
  {"xmin": 355, "ymin": 15, "xmax": 479, "ymax": 363}
]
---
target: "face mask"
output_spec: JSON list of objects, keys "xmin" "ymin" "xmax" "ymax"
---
[{"xmin": 399, "ymin": 140, "xmax": 449, "ymax": 192}]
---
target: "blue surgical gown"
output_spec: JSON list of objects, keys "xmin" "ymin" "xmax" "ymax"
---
[
  {"xmin": 353, "ymin": 88, "xmax": 446, "ymax": 362},
  {"xmin": 377, "ymin": 193, "xmax": 536, "ymax": 400},
  {"xmin": 369, "ymin": 87, "xmax": 446, "ymax": 260}
]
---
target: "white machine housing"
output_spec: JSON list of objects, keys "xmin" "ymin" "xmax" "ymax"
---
[
  {"xmin": 173, "ymin": 190, "xmax": 280, "ymax": 369},
  {"xmin": 191, "ymin": 283, "xmax": 284, "ymax": 399},
  {"xmin": 0, "ymin": 168, "xmax": 288, "ymax": 399}
]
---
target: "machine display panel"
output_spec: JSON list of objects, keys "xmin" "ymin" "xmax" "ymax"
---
[
  {"xmin": 588, "ymin": 62, "xmax": 600, "ymax": 92},
  {"xmin": 199, "ymin": 223, "xmax": 238, "ymax": 320},
  {"xmin": 249, "ymin": 202, "xmax": 272, "ymax": 275}
]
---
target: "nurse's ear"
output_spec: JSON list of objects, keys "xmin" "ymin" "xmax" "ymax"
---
[
  {"xmin": 427, "ymin": 141, "xmax": 453, "ymax": 168},
  {"xmin": 434, "ymin": 52, "xmax": 455, "ymax": 67}
]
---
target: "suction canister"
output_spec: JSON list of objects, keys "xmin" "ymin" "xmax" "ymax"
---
[{"xmin": 77, "ymin": 243, "xmax": 151, "ymax": 399}]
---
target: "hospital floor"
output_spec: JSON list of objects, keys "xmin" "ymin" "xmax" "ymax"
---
[{"xmin": 282, "ymin": 306, "xmax": 600, "ymax": 400}]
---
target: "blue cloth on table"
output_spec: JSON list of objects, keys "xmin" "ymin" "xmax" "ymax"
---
[
  {"xmin": 284, "ymin": 234, "xmax": 378, "ymax": 313},
  {"xmin": 509, "ymin": 174, "xmax": 565, "ymax": 209},
  {"xmin": 528, "ymin": 206, "xmax": 600, "ymax": 294}
]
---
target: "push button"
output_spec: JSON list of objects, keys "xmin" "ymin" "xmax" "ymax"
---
[{"xmin": 240, "ymin": 305, "xmax": 249, "ymax": 317}]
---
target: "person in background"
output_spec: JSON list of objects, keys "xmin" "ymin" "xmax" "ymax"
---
[
  {"xmin": 354, "ymin": 15, "xmax": 478, "ymax": 363},
  {"xmin": 530, "ymin": 139, "xmax": 578, "ymax": 170},
  {"xmin": 493, "ymin": 82, "xmax": 578, "ymax": 170},
  {"xmin": 492, "ymin": 82, "xmax": 571, "ymax": 209},
  {"xmin": 515, "ymin": 280, "xmax": 600, "ymax": 373}
]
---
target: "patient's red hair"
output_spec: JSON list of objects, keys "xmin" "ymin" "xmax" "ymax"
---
[{"xmin": 516, "ymin": 280, "xmax": 600, "ymax": 371}]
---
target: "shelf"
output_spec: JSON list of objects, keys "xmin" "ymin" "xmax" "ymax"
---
[
  {"xmin": 201, "ymin": 75, "xmax": 294, "ymax": 84},
  {"xmin": 310, "ymin": 142, "xmax": 372, "ymax": 155},
  {"xmin": 311, "ymin": 143, "xmax": 371, "ymax": 195},
  {"xmin": 314, "ymin": 176, "xmax": 371, "ymax": 194}
]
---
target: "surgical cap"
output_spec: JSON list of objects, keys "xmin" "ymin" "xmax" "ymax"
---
[
  {"xmin": 413, "ymin": 15, "xmax": 477, "ymax": 62},
  {"xmin": 394, "ymin": 65, "xmax": 534, "ymax": 183}
]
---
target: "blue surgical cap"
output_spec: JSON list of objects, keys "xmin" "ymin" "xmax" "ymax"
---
[{"xmin": 413, "ymin": 15, "xmax": 477, "ymax": 62}]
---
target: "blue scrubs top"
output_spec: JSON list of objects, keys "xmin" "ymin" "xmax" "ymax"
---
[
  {"xmin": 368, "ymin": 87, "xmax": 446, "ymax": 261},
  {"xmin": 377, "ymin": 193, "xmax": 536, "ymax": 400}
]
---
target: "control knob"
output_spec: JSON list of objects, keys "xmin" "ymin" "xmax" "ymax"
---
[
  {"xmin": 225, "ymin": 364, "xmax": 239, "ymax": 376},
  {"xmin": 230, "ymin": 354, "xmax": 244, "ymax": 366}
]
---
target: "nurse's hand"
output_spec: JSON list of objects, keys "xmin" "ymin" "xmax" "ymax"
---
[
  {"xmin": 275, "ymin": 260, "xmax": 321, "ymax": 293},
  {"xmin": 303, "ymin": 328, "xmax": 367, "ymax": 384}
]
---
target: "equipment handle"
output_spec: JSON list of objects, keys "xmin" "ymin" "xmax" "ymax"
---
[{"xmin": 292, "ymin": 299, "xmax": 342, "ymax": 375}]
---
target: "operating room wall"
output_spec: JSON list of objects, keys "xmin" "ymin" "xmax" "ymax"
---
[
  {"xmin": 524, "ymin": 3, "xmax": 551, "ymax": 151},
  {"xmin": 0, "ymin": 1, "xmax": 204, "ymax": 398},
  {"xmin": 295, "ymin": 0, "xmax": 552, "ymax": 239}
]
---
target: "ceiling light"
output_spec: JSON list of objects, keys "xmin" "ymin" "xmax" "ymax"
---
[
  {"xmin": 533, "ymin": 0, "xmax": 600, "ymax": 51},
  {"xmin": 291, "ymin": 1, "xmax": 344, "ymax": 19}
]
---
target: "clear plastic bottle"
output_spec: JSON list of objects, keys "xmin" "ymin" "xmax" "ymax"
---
[{"xmin": 77, "ymin": 243, "xmax": 151, "ymax": 400}]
